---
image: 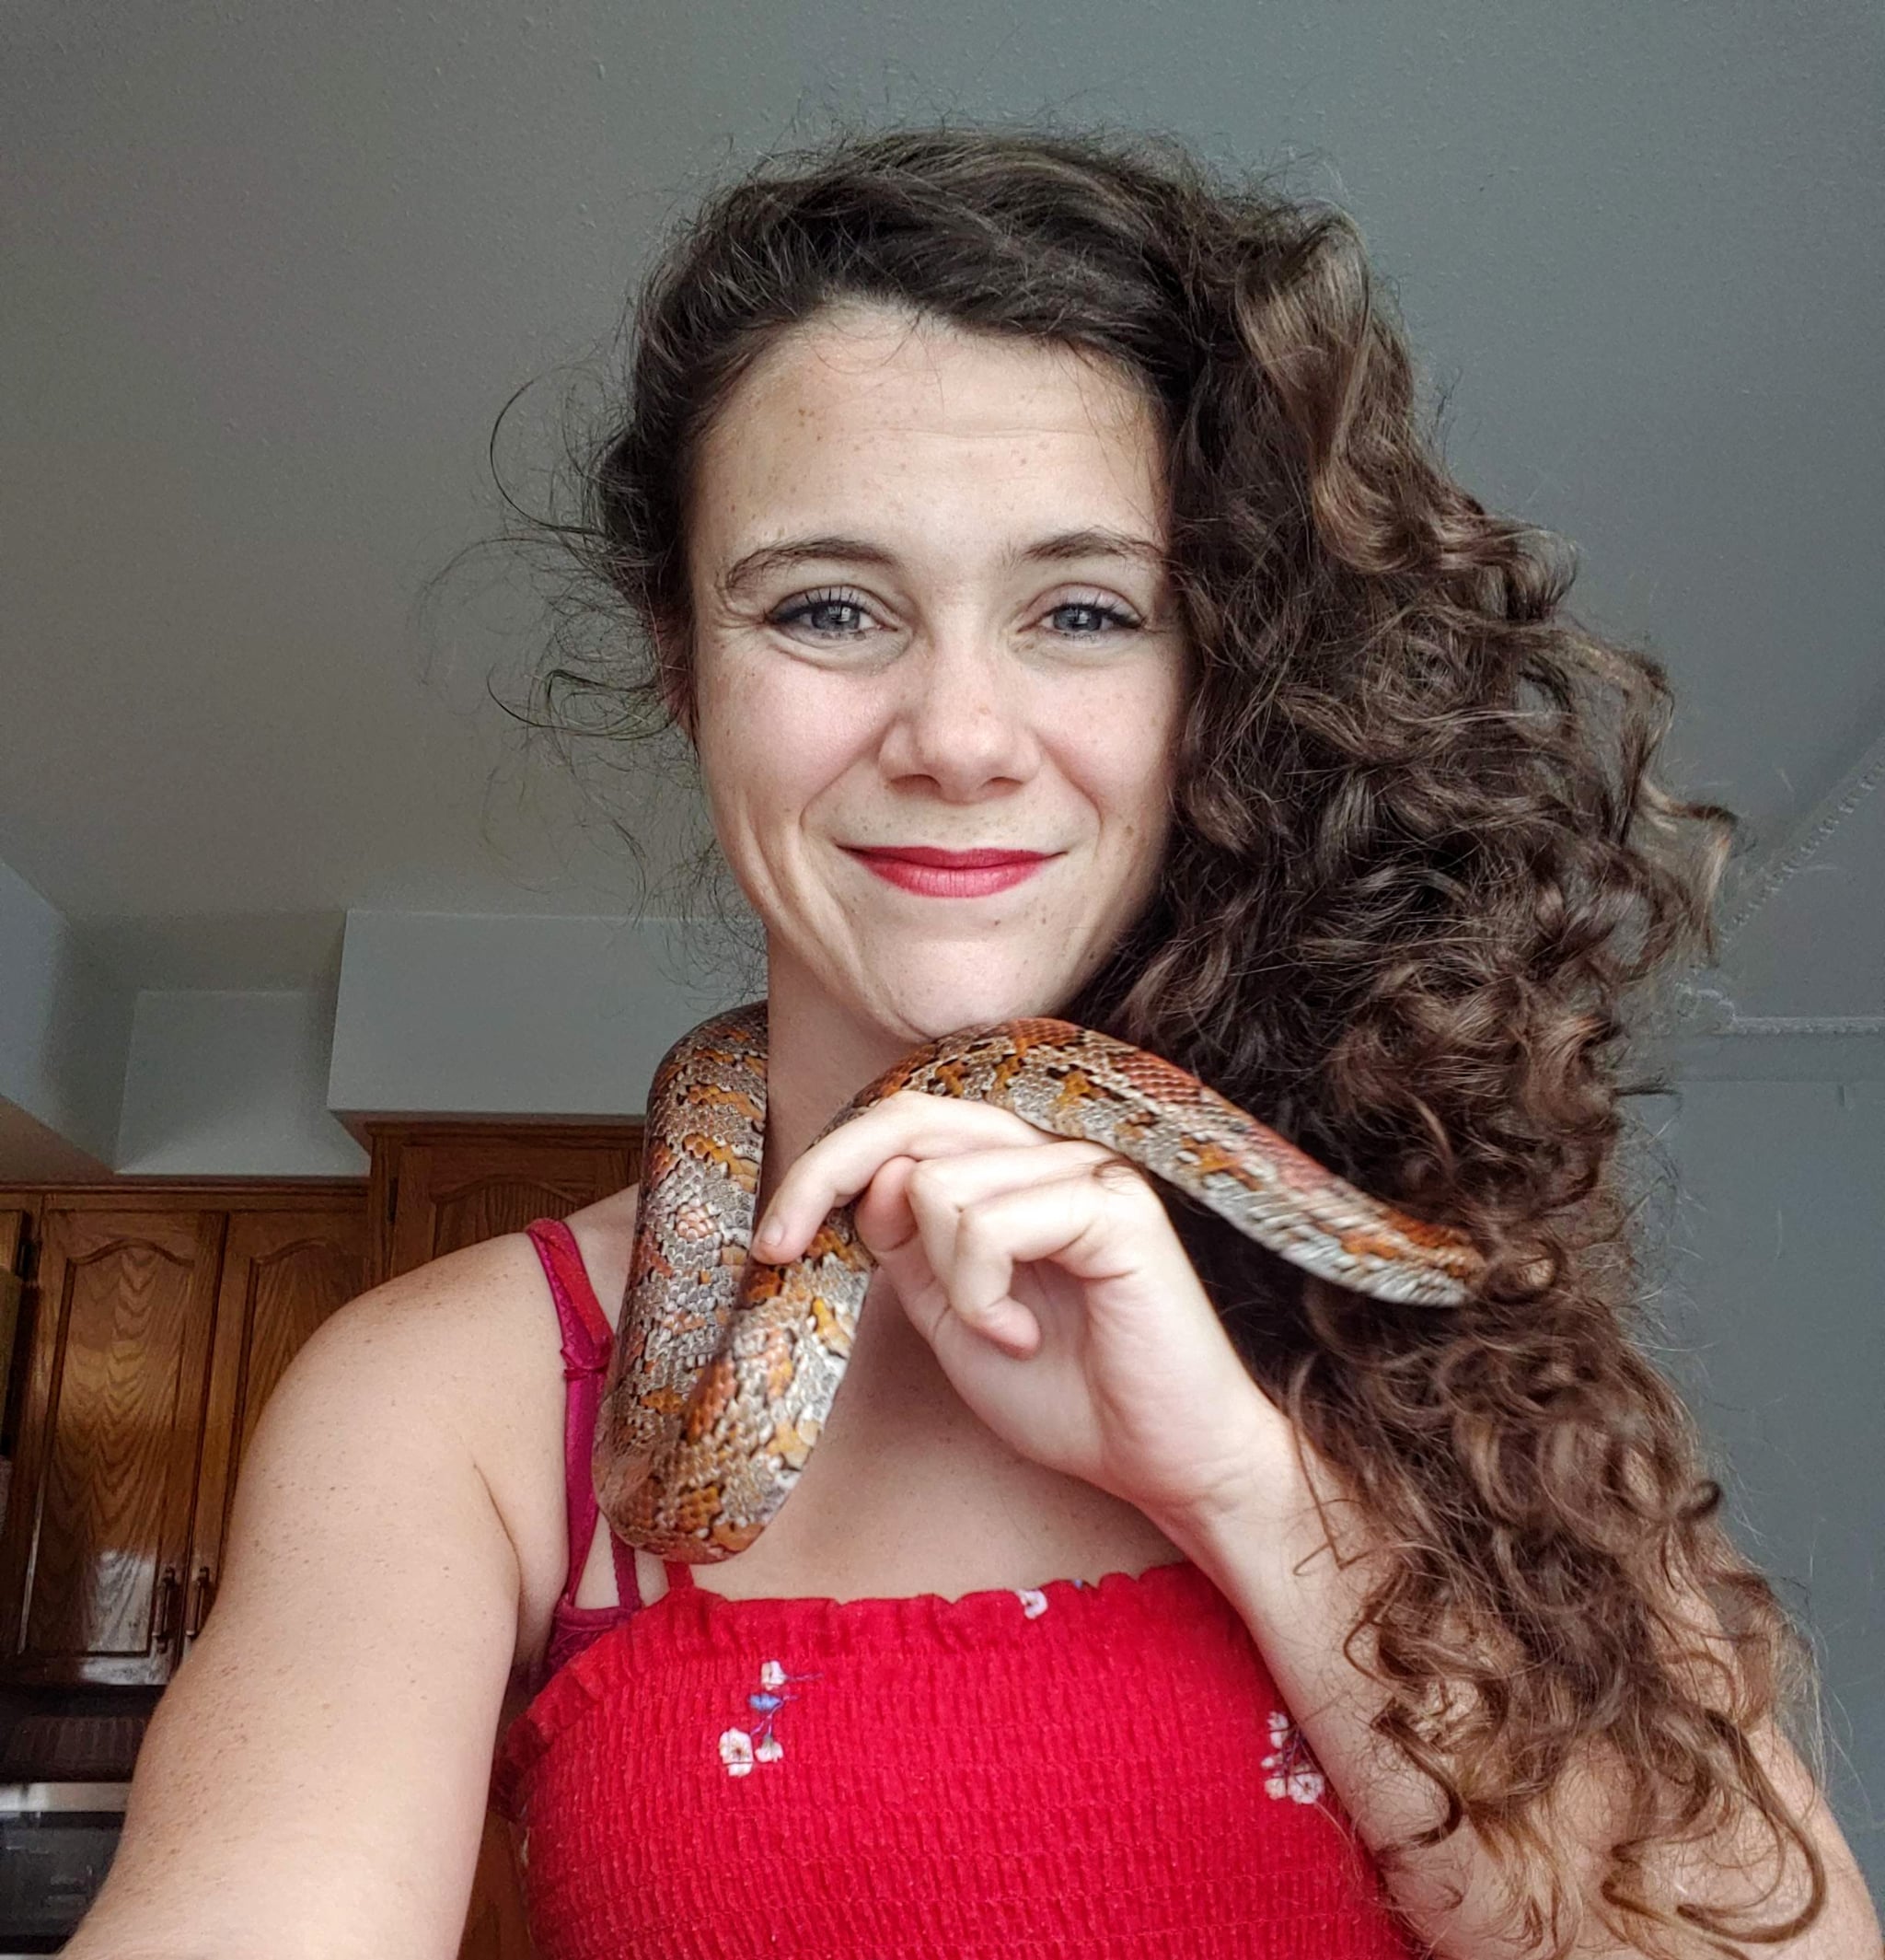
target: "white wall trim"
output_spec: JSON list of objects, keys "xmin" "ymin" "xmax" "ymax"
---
[
  {"xmin": 1661, "ymin": 1024, "xmax": 1885, "ymax": 1083},
  {"xmin": 1718, "ymin": 725, "xmax": 1885, "ymax": 949},
  {"xmin": 1708, "ymin": 1015, "xmax": 1885, "ymax": 1038}
]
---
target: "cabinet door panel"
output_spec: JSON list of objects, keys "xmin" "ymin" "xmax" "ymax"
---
[
  {"xmin": 0, "ymin": 1209, "xmax": 222, "ymax": 1686},
  {"xmin": 183, "ymin": 1204, "xmax": 368, "ymax": 1656},
  {"xmin": 386, "ymin": 1138, "xmax": 636, "ymax": 1278},
  {"xmin": 0, "ymin": 1205, "xmax": 30, "ymax": 1523}
]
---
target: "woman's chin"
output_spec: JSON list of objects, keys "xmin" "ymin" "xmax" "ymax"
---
[{"xmin": 859, "ymin": 980, "xmax": 1067, "ymax": 1045}]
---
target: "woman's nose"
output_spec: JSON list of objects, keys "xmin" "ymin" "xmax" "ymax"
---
[{"xmin": 874, "ymin": 627, "xmax": 1041, "ymax": 797}]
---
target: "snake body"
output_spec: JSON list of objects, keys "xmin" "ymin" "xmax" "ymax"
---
[{"xmin": 592, "ymin": 1000, "xmax": 1483, "ymax": 1560}]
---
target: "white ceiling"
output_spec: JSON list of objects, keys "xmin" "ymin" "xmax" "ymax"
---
[{"xmin": 3, "ymin": 3, "xmax": 1880, "ymax": 1021}]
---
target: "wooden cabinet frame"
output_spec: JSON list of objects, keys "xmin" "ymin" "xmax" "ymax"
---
[{"xmin": 0, "ymin": 1186, "xmax": 366, "ymax": 1687}]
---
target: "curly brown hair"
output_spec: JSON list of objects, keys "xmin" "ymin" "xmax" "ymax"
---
[{"xmin": 491, "ymin": 121, "xmax": 1833, "ymax": 1957}]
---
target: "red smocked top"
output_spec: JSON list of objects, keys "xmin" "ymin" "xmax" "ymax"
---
[{"xmin": 491, "ymin": 1216, "xmax": 1420, "ymax": 1960}]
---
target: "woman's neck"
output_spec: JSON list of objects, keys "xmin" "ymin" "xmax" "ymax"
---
[{"xmin": 752, "ymin": 955, "xmax": 921, "ymax": 1217}]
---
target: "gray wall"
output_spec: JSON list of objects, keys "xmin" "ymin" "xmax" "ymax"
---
[{"xmin": 1639, "ymin": 1077, "xmax": 1884, "ymax": 1888}]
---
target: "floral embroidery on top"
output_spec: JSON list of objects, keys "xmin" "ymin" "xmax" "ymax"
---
[
  {"xmin": 1262, "ymin": 1708, "xmax": 1327, "ymax": 1803},
  {"xmin": 1014, "ymin": 1587, "xmax": 1049, "ymax": 1618},
  {"xmin": 717, "ymin": 1658, "xmax": 819, "ymax": 1777}
]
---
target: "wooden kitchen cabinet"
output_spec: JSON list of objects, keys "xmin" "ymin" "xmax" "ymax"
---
[
  {"xmin": 0, "ymin": 1131, "xmax": 641, "ymax": 1960},
  {"xmin": 0, "ymin": 1125, "xmax": 643, "ymax": 1686},
  {"xmin": 0, "ymin": 1188, "xmax": 366, "ymax": 1687},
  {"xmin": 369, "ymin": 1123, "xmax": 640, "ymax": 1283}
]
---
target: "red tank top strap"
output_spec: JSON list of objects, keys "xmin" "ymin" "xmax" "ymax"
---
[{"xmin": 523, "ymin": 1217, "xmax": 642, "ymax": 1615}]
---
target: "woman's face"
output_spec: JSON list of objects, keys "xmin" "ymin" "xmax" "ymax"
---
[{"xmin": 682, "ymin": 301, "xmax": 1189, "ymax": 1049}]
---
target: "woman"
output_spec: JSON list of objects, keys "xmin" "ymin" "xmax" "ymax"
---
[{"xmin": 71, "ymin": 127, "xmax": 1877, "ymax": 1958}]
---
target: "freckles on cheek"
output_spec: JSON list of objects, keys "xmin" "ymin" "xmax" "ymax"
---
[
  {"xmin": 716, "ymin": 670, "xmax": 867, "ymax": 836},
  {"xmin": 771, "ymin": 674, "xmax": 874, "ymax": 765},
  {"xmin": 1095, "ymin": 716, "xmax": 1175, "ymax": 812},
  {"xmin": 708, "ymin": 658, "xmax": 812, "ymax": 762}
]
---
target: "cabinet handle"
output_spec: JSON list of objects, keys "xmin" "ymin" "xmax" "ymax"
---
[
  {"xmin": 185, "ymin": 1564, "xmax": 216, "ymax": 1638},
  {"xmin": 154, "ymin": 1566, "xmax": 180, "ymax": 1644}
]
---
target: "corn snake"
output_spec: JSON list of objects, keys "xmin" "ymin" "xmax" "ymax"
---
[{"xmin": 592, "ymin": 1000, "xmax": 1483, "ymax": 1560}]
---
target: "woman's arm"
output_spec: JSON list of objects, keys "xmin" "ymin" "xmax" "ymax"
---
[
  {"xmin": 1164, "ymin": 1455, "xmax": 1882, "ymax": 1960},
  {"xmin": 63, "ymin": 1248, "xmax": 531, "ymax": 1960}
]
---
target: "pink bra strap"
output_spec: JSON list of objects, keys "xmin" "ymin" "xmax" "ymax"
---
[{"xmin": 524, "ymin": 1218, "xmax": 642, "ymax": 1615}]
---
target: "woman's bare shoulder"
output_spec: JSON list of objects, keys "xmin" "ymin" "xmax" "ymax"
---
[
  {"xmin": 357, "ymin": 1182, "xmax": 640, "ymax": 1421},
  {"xmin": 319, "ymin": 1184, "xmax": 642, "ymax": 1635}
]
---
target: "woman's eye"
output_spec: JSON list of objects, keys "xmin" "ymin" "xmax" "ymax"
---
[
  {"xmin": 1047, "ymin": 598, "xmax": 1141, "ymax": 636},
  {"xmin": 770, "ymin": 591, "xmax": 873, "ymax": 639}
]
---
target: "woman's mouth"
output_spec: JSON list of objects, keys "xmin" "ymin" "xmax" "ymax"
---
[{"xmin": 843, "ymin": 845, "xmax": 1055, "ymax": 898}]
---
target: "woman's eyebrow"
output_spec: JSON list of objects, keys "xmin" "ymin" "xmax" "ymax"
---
[{"xmin": 717, "ymin": 527, "xmax": 1168, "ymax": 597}]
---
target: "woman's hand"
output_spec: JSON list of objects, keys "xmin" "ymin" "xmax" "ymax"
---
[{"xmin": 750, "ymin": 1088, "xmax": 1301, "ymax": 1537}]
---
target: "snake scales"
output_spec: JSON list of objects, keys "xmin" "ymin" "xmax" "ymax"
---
[{"xmin": 592, "ymin": 1000, "xmax": 1484, "ymax": 1560}]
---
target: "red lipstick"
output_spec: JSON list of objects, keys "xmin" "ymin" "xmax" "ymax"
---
[{"xmin": 845, "ymin": 845, "xmax": 1054, "ymax": 898}]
